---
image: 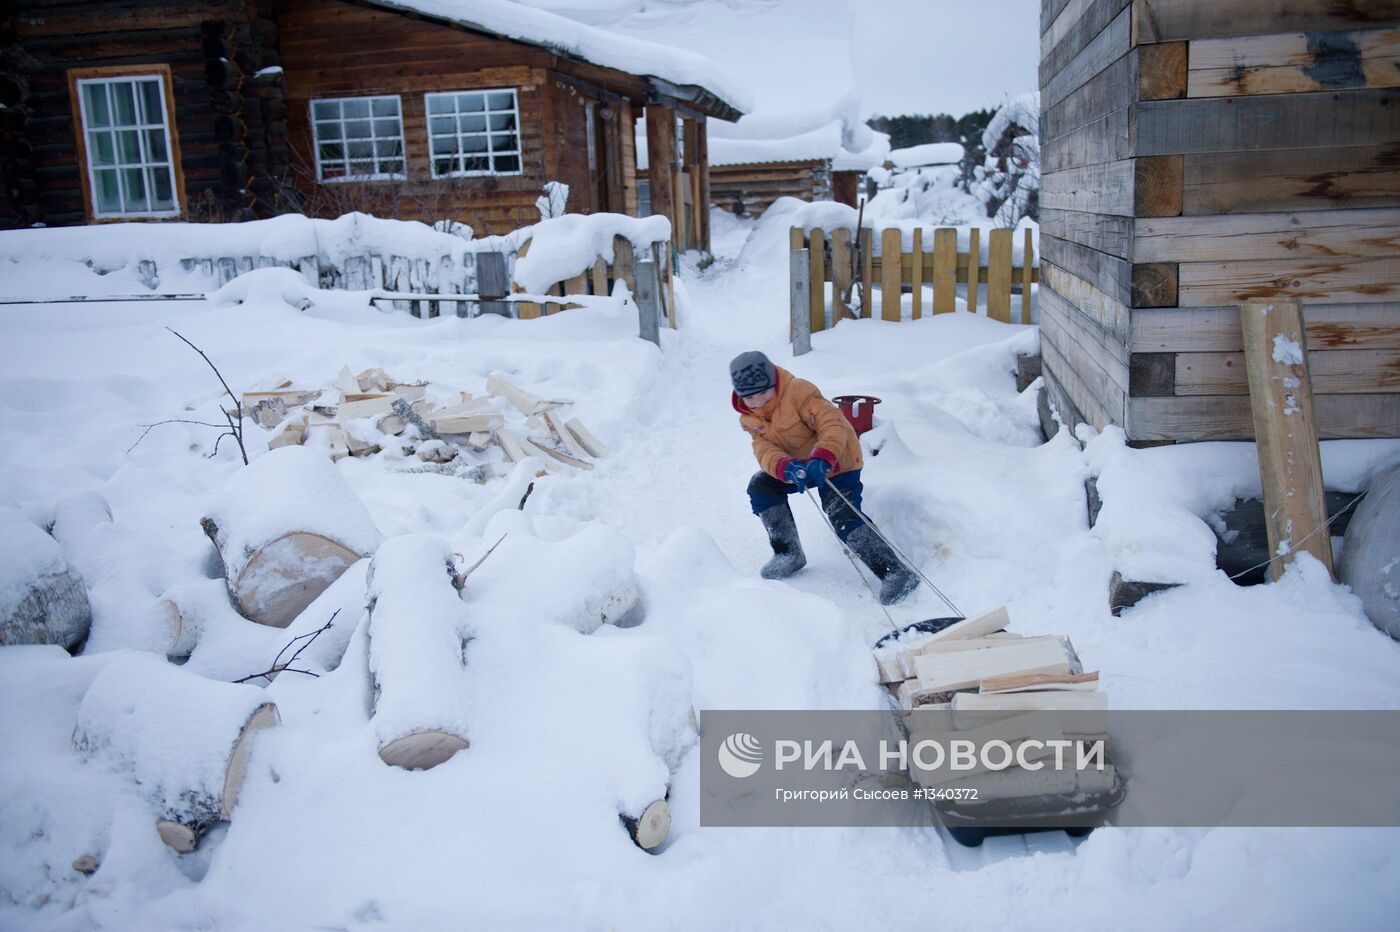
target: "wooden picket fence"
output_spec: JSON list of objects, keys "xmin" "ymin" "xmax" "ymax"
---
[
  {"xmin": 511, "ymin": 235, "xmax": 675, "ymax": 327},
  {"xmin": 789, "ymin": 226, "xmax": 1039, "ymax": 336}
]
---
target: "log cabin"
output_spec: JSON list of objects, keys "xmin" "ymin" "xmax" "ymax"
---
[
  {"xmin": 1038, "ymin": 0, "xmax": 1400, "ymax": 444},
  {"xmin": 1, "ymin": 0, "xmax": 745, "ymax": 251}
]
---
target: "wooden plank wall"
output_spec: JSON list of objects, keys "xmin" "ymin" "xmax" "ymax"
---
[
  {"xmin": 709, "ymin": 160, "xmax": 829, "ymax": 218},
  {"xmin": 1039, "ymin": 0, "xmax": 1400, "ymax": 443}
]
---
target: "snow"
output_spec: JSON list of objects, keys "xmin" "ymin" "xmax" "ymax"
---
[
  {"xmin": 513, "ymin": 212, "xmax": 671, "ymax": 293},
  {"xmin": 373, "ymin": 0, "xmax": 751, "ymax": 114},
  {"xmin": 0, "ymin": 507, "xmax": 70, "ymax": 621},
  {"xmin": 1273, "ymin": 332, "xmax": 1305, "ymax": 366},
  {"xmin": 2, "ymin": 209, "xmax": 1400, "ymax": 927},
  {"xmin": 890, "ymin": 142, "xmax": 965, "ymax": 168}
]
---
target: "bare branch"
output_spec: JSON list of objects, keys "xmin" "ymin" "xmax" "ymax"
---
[
  {"xmin": 127, "ymin": 419, "xmax": 229, "ymax": 454},
  {"xmin": 165, "ymin": 328, "xmax": 249, "ymax": 465},
  {"xmin": 233, "ymin": 611, "xmax": 339, "ymax": 684}
]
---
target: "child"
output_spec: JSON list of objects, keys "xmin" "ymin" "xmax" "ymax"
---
[{"xmin": 730, "ymin": 350, "xmax": 918, "ymax": 605}]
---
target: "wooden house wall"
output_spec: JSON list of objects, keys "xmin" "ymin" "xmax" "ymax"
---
[
  {"xmin": 708, "ymin": 159, "xmax": 829, "ymax": 218},
  {"xmin": 1038, "ymin": 0, "xmax": 1400, "ymax": 444},
  {"xmin": 4, "ymin": 0, "xmax": 281, "ymax": 228}
]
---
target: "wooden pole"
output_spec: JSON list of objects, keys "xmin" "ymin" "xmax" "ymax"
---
[
  {"xmin": 859, "ymin": 227, "xmax": 873, "ymax": 318},
  {"xmin": 1240, "ymin": 300, "xmax": 1334, "ymax": 581},
  {"xmin": 1021, "ymin": 227, "xmax": 1035, "ymax": 324},
  {"xmin": 910, "ymin": 228, "xmax": 923, "ymax": 320},
  {"xmin": 809, "ymin": 227, "xmax": 826, "ymax": 334},
  {"xmin": 645, "ymin": 105, "xmax": 678, "ymax": 250},
  {"xmin": 791, "ymin": 248, "xmax": 811, "ymax": 356},
  {"xmin": 967, "ymin": 228, "xmax": 980, "ymax": 315},
  {"xmin": 635, "ymin": 258, "xmax": 663, "ymax": 348}
]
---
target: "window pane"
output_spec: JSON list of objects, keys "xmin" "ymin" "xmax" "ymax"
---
[
  {"xmin": 145, "ymin": 129, "xmax": 168, "ymax": 163},
  {"xmin": 116, "ymin": 130, "xmax": 141, "ymax": 164},
  {"xmin": 320, "ymin": 141, "xmax": 345, "ymax": 160},
  {"xmin": 343, "ymin": 99, "xmax": 370, "ymax": 118},
  {"xmin": 94, "ymin": 168, "xmax": 121, "ymax": 212},
  {"xmin": 348, "ymin": 159, "xmax": 375, "ymax": 176},
  {"xmin": 489, "ymin": 112, "xmax": 516, "ymax": 132},
  {"xmin": 322, "ymin": 163, "xmax": 346, "ymax": 179},
  {"xmin": 459, "ymin": 94, "xmax": 485, "ymax": 112},
  {"xmin": 462, "ymin": 135, "xmax": 487, "ymax": 153},
  {"xmin": 345, "ymin": 119, "xmax": 371, "ymax": 139},
  {"xmin": 348, "ymin": 140, "xmax": 373, "ymax": 159},
  {"xmin": 433, "ymin": 157, "xmax": 455, "ymax": 175},
  {"xmin": 464, "ymin": 155, "xmax": 489, "ymax": 173},
  {"xmin": 121, "ymin": 167, "xmax": 148, "ymax": 211},
  {"xmin": 372, "ymin": 97, "xmax": 398, "ymax": 117},
  {"xmin": 487, "ymin": 92, "xmax": 513, "ymax": 110},
  {"xmin": 318, "ymin": 121, "xmax": 342, "ymax": 140},
  {"xmin": 82, "ymin": 84, "xmax": 111, "ymax": 127},
  {"xmin": 139, "ymin": 81, "xmax": 164, "ymax": 124},
  {"xmin": 374, "ymin": 118, "xmax": 398, "ymax": 137},
  {"xmin": 431, "ymin": 136, "xmax": 456, "ymax": 156},
  {"xmin": 493, "ymin": 154, "xmax": 520, "ymax": 173},
  {"xmin": 148, "ymin": 167, "xmax": 175, "ymax": 209},
  {"xmin": 90, "ymin": 131, "xmax": 116, "ymax": 167},
  {"xmin": 460, "ymin": 115, "xmax": 486, "ymax": 134},
  {"xmin": 430, "ymin": 116, "xmax": 455, "ymax": 136},
  {"xmin": 491, "ymin": 134, "xmax": 515, "ymax": 151},
  {"xmin": 313, "ymin": 100, "xmax": 339, "ymax": 120},
  {"xmin": 375, "ymin": 139, "xmax": 402, "ymax": 158},
  {"xmin": 382, "ymin": 159, "xmax": 404, "ymax": 175},
  {"xmin": 111, "ymin": 82, "xmax": 137, "ymax": 126},
  {"xmin": 427, "ymin": 95, "xmax": 452, "ymax": 115}
]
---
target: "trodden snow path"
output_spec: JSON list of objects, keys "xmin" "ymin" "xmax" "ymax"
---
[{"xmin": 2, "ymin": 206, "xmax": 1400, "ymax": 929}]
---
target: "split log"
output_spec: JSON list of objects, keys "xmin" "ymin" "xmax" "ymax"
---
[
  {"xmin": 485, "ymin": 373, "xmax": 568, "ymax": 416},
  {"xmin": 0, "ymin": 508, "xmax": 90, "ymax": 649},
  {"xmin": 523, "ymin": 437, "xmax": 594, "ymax": 470},
  {"xmin": 366, "ymin": 535, "xmax": 472, "ymax": 769},
  {"xmin": 202, "ymin": 446, "xmax": 382, "ymax": 627},
  {"xmin": 73, "ymin": 653, "xmax": 279, "ymax": 851},
  {"xmin": 620, "ymin": 798, "xmax": 670, "ymax": 851},
  {"xmin": 564, "ymin": 417, "xmax": 605, "ymax": 457},
  {"xmin": 158, "ymin": 577, "xmax": 247, "ymax": 660}
]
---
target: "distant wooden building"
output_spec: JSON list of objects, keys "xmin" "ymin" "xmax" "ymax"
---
[
  {"xmin": 2, "ymin": 0, "xmax": 742, "ymax": 251},
  {"xmin": 1038, "ymin": 0, "xmax": 1400, "ymax": 444}
]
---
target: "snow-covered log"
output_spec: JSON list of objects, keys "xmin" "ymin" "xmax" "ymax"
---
[
  {"xmin": 73, "ymin": 653, "xmax": 279, "ymax": 851},
  {"xmin": 620, "ymin": 798, "xmax": 671, "ymax": 851},
  {"xmin": 0, "ymin": 508, "xmax": 90, "ymax": 649},
  {"xmin": 467, "ymin": 521, "xmax": 644, "ymax": 633},
  {"xmin": 158, "ymin": 578, "xmax": 248, "ymax": 660},
  {"xmin": 202, "ymin": 446, "xmax": 382, "ymax": 627},
  {"xmin": 366, "ymin": 535, "xmax": 472, "ymax": 770},
  {"xmin": 1339, "ymin": 463, "xmax": 1400, "ymax": 639}
]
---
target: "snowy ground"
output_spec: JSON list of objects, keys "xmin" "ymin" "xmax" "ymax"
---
[{"xmin": 3, "ymin": 208, "xmax": 1400, "ymax": 930}]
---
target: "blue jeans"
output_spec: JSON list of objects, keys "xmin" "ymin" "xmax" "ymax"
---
[{"xmin": 748, "ymin": 468, "xmax": 865, "ymax": 540}]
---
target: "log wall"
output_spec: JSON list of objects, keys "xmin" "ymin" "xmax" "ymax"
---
[
  {"xmin": 709, "ymin": 159, "xmax": 830, "ymax": 218},
  {"xmin": 1038, "ymin": 0, "xmax": 1400, "ymax": 443}
]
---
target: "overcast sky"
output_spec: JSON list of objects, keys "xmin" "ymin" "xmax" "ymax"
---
[{"xmin": 851, "ymin": 0, "xmax": 1041, "ymax": 118}]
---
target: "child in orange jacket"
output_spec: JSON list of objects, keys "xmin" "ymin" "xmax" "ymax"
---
[{"xmin": 730, "ymin": 350, "xmax": 918, "ymax": 605}]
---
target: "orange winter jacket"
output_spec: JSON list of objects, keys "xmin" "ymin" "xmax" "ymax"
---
[{"xmin": 733, "ymin": 366, "xmax": 863, "ymax": 479}]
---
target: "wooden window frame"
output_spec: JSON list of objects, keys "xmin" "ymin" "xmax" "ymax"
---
[
  {"xmin": 309, "ymin": 94, "xmax": 408, "ymax": 183},
  {"xmin": 67, "ymin": 64, "xmax": 186, "ymax": 222},
  {"xmin": 423, "ymin": 88, "xmax": 524, "ymax": 179}
]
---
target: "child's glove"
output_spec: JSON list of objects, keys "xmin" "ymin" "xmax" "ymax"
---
[
  {"xmin": 782, "ymin": 459, "xmax": 808, "ymax": 491},
  {"xmin": 804, "ymin": 458, "xmax": 831, "ymax": 489}
]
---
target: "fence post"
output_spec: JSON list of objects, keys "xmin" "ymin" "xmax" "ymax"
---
[
  {"xmin": 635, "ymin": 257, "xmax": 663, "ymax": 347},
  {"xmin": 809, "ymin": 227, "xmax": 826, "ymax": 334},
  {"xmin": 880, "ymin": 228, "xmax": 902, "ymax": 322},
  {"xmin": 933, "ymin": 227, "xmax": 957, "ymax": 313},
  {"xmin": 910, "ymin": 228, "xmax": 923, "ymax": 320},
  {"xmin": 831, "ymin": 228, "xmax": 853, "ymax": 321},
  {"xmin": 859, "ymin": 228, "xmax": 873, "ymax": 318},
  {"xmin": 1240, "ymin": 300, "xmax": 1334, "ymax": 581},
  {"xmin": 791, "ymin": 247, "xmax": 811, "ymax": 356},
  {"xmin": 967, "ymin": 228, "xmax": 980, "ymax": 315},
  {"xmin": 988, "ymin": 228, "xmax": 1013, "ymax": 322},
  {"xmin": 1022, "ymin": 227, "xmax": 1035, "ymax": 325}
]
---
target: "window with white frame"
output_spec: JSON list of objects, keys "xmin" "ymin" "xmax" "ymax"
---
[
  {"xmin": 75, "ymin": 73, "xmax": 180, "ymax": 218},
  {"xmin": 310, "ymin": 96, "xmax": 406, "ymax": 181},
  {"xmin": 425, "ymin": 89, "xmax": 522, "ymax": 178}
]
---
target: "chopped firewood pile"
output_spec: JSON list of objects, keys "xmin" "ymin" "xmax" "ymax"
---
[
  {"xmin": 875, "ymin": 607, "xmax": 1115, "ymax": 802},
  {"xmin": 244, "ymin": 367, "xmax": 605, "ymax": 477}
]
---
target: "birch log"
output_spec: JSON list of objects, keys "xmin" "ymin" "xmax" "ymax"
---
[
  {"xmin": 366, "ymin": 535, "xmax": 472, "ymax": 770},
  {"xmin": 73, "ymin": 653, "xmax": 279, "ymax": 851},
  {"xmin": 0, "ymin": 508, "xmax": 90, "ymax": 649},
  {"xmin": 202, "ymin": 446, "xmax": 382, "ymax": 627}
]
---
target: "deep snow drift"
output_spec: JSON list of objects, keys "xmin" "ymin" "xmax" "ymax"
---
[{"xmin": 2, "ymin": 209, "xmax": 1399, "ymax": 930}]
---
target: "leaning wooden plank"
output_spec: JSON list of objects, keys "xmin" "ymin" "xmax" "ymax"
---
[
  {"xmin": 485, "ymin": 373, "xmax": 569, "ymax": 416},
  {"xmin": 980, "ymin": 670, "xmax": 1100, "ymax": 693},
  {"xmin": 914, "ymin": 638, "xmax": 1069, "ymax": 694},
  {"xmin": 523, "ymin": 437, "xmax": 595, "ymax": 470},
  {"xmin": 563, "ymin": 417, "xmax": 605, "ymax": 457},
  {"xmin": 495, "ymin": 429, "xmax": 530, "ymax": 463},
  {"xmin": 73, "ymin": 652, "xmax": 279, "ymax": 851},
  {"xmin": 539, "ymin": 409, "xmax": 573, "ymax": 450},
  {"xmin": 201, "ymin": 447, "xmax": 382, "ymax": 627},
  {"xmin": 366, "ymin": 535, "xmax": 471, "ymax": 770}
]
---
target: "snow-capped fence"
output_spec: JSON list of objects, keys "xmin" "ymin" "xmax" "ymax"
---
[{"xmin": 788, "ymin": 225, "xmax": 1038, "ymax": 339}]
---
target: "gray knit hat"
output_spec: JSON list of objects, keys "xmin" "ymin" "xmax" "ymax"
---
[{"xmin": 730, "ymin": 350, "xmax": 776, "ymax": 397}]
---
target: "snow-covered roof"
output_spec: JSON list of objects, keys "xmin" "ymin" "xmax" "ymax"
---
[
  {"xmin": 366, "ymin": 0, "xmax": 752, "ymax": 117},
  {"xmin": 638, "ymin": 120, "xmax": 889, "ymax": 172},
  {"xmin": 889, "ymin": 143, "xmax": 966, "ymax": 169}
]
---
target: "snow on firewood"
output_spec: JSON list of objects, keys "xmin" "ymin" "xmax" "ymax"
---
[
  {"xmin": 463, "ymin": 512, "xmax": 643, "ymax": 634},
  {"xmin": 272, "ymin": 558, "xmax": 370, "ymax": 675},
  {"xmin": 73, "ymin": 652, "xmax": 279, "ymax": 848},
  {"xmin": 365, "ymin": 535, "xmax": 472, "ymax": 769},
  {"xmin": 513, "ymin": 212, "xmax": 671, "ymax": 294},
  {"xmin": 202, "ymin": 446, "xmax": 382, "ymax": 627},
  {"xmin": 0, "ymin": 505, "xmax": 90, "ymax": 650}
]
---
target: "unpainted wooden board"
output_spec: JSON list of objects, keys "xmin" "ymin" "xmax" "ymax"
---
[
  {"xmin": 1135, "ymin": 155, "xmax": 1184, "ymax": 218},
  {"xmin": 1133, "ymin": 0, "xmax": 1400, "ymax": 44},
  {"xmin": 1040, "ymin": 317, "xmax": 1126, "ymax": 430},
  {"xmin": 1188, "ymin": 27, "xmax": 1400, "ymax": 98},
  {"xmin": 1042, "ymin": 105, "xmax": 1131, "ymax": 174},
  {"xmin": 1039, "ymin": 208, "xmax": 1134, "ymax": 260},
  {"xmin": 966, "ymin": 228, "xmax": 980, "ymax": 314},
  {"xmin": 932, "ymin": 228, "xmax": 958, "ymax": 314},
  {"xmin": 1041, "ymin": 262, "xmax": 1132, "ymax": 344},
  {"xmin": 880, "ymin": 228, "xmax": 903, "ymax": 322},
  {"xmin": 1134, "ymin": 207, "xmax": 1400, "ymax": 263},
  {"xmin": 1129, "ymin": 303, "xmax": 1400, "ymax": 353},
  {"xmin": 909, "ymin": 229, "xmax": 923, "ymax": 320},
  {"xmin": 1040, "ymin": 293, "xmax": 1132, "ymax": 399},
  {"xmin": 1040, "ymin": 159, "xmax": 1135, "ymax": 216},
  {"xmin": 1043, "ymin": 46, "xmax": 1136, "ymax": 141},
  {"xmin": 1040, "ymin": 284, "xmax": 1131, "ymax": 379},
  {"xmin": 1041, "ymin": 0, "xmax": 1133, "ymax": 90},
  {"xmin": 1128, "ymin": 393, "xmax": 1400, "ymax": 442},
  {"xmin": 1173, "ymin": 348, "xmax": 1400, "ymax": 395},
  {"xmin": 809, "ymin": 227, "xmax": 826, "ymax": 333},
  {"xmin": 1137, "ymin": 89, "xmax": 1400, "ymax": 156},
  {"xmin": 1138, "ymin": 40, "xmax": 1188, "ymax": 99},
  {"xmin": 1183, "ymin": 144, "xmax": 1400, "ymax": 215},
  {"xmin": 1177, "ymin": 256, "xmax": 1398, "ymax": 307},
  {"xmin": 987, "ymin": 229, "xmax": 1013, "ymax": 323},
  {"xmin": 1042, "ymin": 5, "xmax": 1133, "ymax": 111}
]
